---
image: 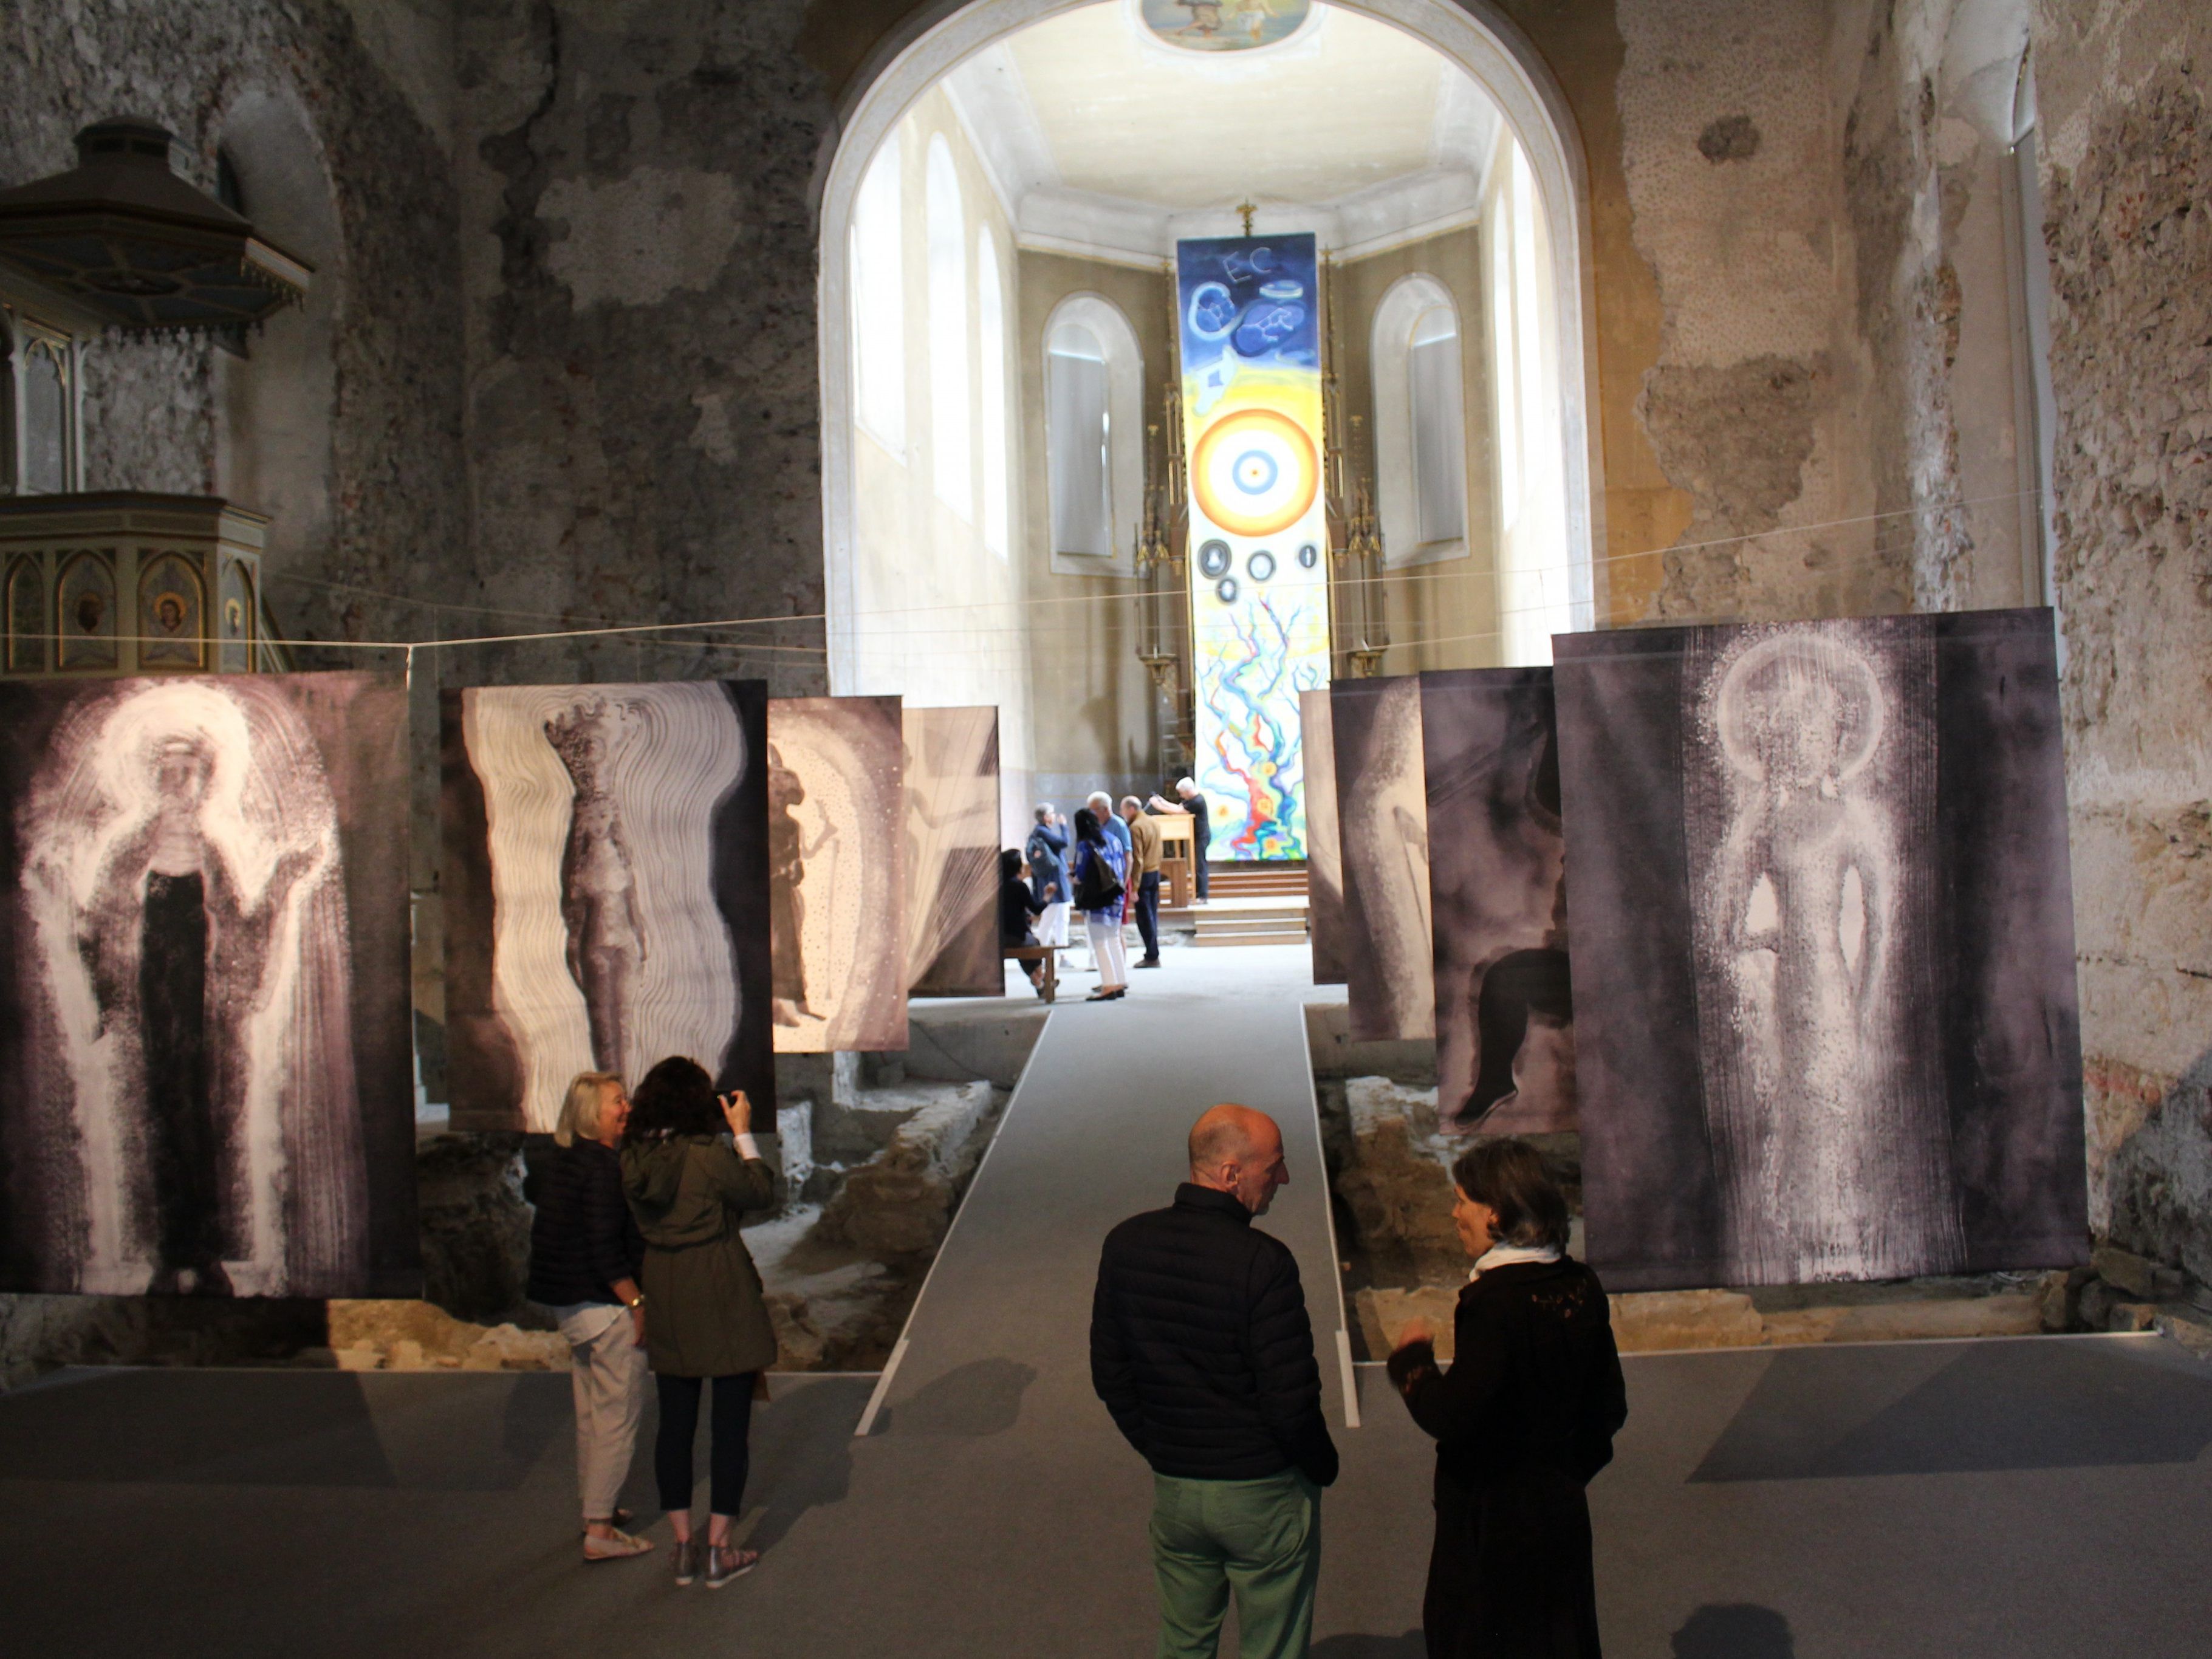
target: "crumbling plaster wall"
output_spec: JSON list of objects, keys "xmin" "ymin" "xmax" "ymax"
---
[
  {"xmin": 451, "ymin": 0, "xmax": 831, "ymax": 697},
  {"xmin": 1611, "ymin": 0, "xmax": 2043, "ymax": 626},
  {"xmin": 1614, "ymin": 0, "xmax": 1871, "ymax": 624},
  {"xmin": 2030, "ymin": 1, "xmax": 2212, "ymax": 1282}
]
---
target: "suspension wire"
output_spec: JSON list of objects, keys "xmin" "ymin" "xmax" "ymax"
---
[{"xmin": 237, "ymin": 484, "xmax": 2038, "ymax": 663}]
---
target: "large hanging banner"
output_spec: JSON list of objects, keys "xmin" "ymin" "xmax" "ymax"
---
[
  {"xmin": 0, "ymin": 673, "xmax": 419, "ymax": 1298},
  {"xmin": 1178, "ymin": 231, "xmax": 1331, "ymax": 861},
  {"xmin": 1297, "ymin": 688, "xmax": 1346, "ymax": 984},
  {"xmin": 1330, "ymin": 674, "xmax": 1432, "ymax": 1042},
  {"xmin": 442, "ymin": 681, "xmax": 776, "ymax": 1133},
  {"xmin": 903, "ymin": 705, "xmax": 1002, "ymax": 998},
  {"xmin": 1420, "ymin": 668, "xmax": 1576, "ymax": 1135},
  {"xmin": 1555, "ymin": 610, "xmax": 2087, "ymax": 1290},
  {"xmin": 766, "ymin": 696, "xmax": 908, "ymax": 1053}
]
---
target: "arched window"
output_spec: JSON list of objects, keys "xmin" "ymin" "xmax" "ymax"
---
[
  {"xmin": 1371, "ymin": 273, "xmax": 1469, "ymax": 566},
  {"xmin": 21, "ymin": 340, "xmax": 67, "ymax": 495},
  {"xmin": 1488, "ymin": 137, "xmax": 1571, "ymax": 665},
  {"xmin": 976, "ymin": 225, "xmax": 1010, "ymax": 558},
  {"xmin": 1043, "ymin": 293, "xmax": 1145, "ymax": 572},
  {"xmin": 850, "ymin": 131, "xmax": 905, "ymax": 454},
  {"xmin": 0, "ymin": 315, "xmax": 15, "ymax": 494},
  {"xmin": 925, "ymin": 135, "xmax": 970, "ymax": 519},
  {"xmin": 1047, "ymin": 321, "xmax": 1109, "ymax": 557}
]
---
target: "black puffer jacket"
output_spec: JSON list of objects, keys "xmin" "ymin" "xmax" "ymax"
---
[
  {"xmin": 526, "ymin": 1140, "xmax": 644, "ymax": 1308},
  {"xmin": 1091, "ymin": 1183, "xmax": 1340, "ymax": 1486}
]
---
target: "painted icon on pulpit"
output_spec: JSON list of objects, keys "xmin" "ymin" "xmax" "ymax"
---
[{"xmin": 1136, "ymin": 0, "xmax": 1316, "ymax": 53}]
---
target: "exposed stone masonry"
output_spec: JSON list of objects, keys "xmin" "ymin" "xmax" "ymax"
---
[{"xmin": 2034, "ymin": 10, "xmax": 2212, "ymax": 1288}]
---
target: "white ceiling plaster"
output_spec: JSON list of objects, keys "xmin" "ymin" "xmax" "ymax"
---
[{"xmin": 936, "ymin": 0, "xmax": 1501, "ymax": 261}]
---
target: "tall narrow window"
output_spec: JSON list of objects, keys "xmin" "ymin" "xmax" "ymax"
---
[
  {"xmin": 1409, "ymin": 306, "xmax": 1467, "ymax": 546},
  {"xmin": 1490, "ymin": 138, "xmax": 1571, "ymax": 665},
  {"xmin": 0, "ymin": 318, "xmax": 15, "ymax": 494},
  {"xmin": 1371, "ymin": 275, "xmax": 1468, "ymax": 566},
  {"xmin": 1047, "ymin": 321, "xmax": 1111, "ymax": 557},
  {"xmin": 977, "ymin": 226, "xmax": 1010, "ymax": 558},
  {"xmin": 851, "ymin": 132, "xmax": 905, "ymax": 454},
  {"xmin": 21, "ymin": 341, "xmax": 66, "ymax": 495},
  {"xmin": 1511, "ymin": 145, "xmax": 1550, "ymax": 530},
  {"xmin": 925, "ymin": 135, "xmax": 970, "ymax": 519},
  {"xmin": 1490, "ymin": 203, "xmax": 1520, "ymax": 531}
]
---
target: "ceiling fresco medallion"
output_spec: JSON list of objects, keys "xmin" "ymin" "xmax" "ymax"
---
[{"xmin": 1135, "ymin": 0, "xmax": 1318, "ymax": 54}]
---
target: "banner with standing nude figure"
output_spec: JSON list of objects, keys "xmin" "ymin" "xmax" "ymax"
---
[
  {"xmin": 1178, "ymin": 231, "xmax": 1332, "ymax": 861},
  {"xmin": 442, "ymin": 681, "xmax": 775, "ymax": 1133},
  {"xmin": 766, "ymin": 696, "xmax": 908, "ymax": 1053}
]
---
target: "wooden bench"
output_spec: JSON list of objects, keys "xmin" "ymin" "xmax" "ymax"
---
[{"xmin": 1002, "ymin": 944, "xmax": 1058, "ymax": 1004}]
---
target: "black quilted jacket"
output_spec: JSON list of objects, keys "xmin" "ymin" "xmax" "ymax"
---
[{"xmin": 1090, "ymin": 1183, "xmax": 1340, "ymax": 1486}]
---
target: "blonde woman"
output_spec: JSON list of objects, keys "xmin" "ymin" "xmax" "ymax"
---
[{"xmin": 527, "ymin": 1070, "xmax": 653, "ymax": 1562}]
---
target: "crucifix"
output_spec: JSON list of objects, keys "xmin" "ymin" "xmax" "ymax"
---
[{"xmin": 1237, "ymin": 199, "xmax": 1257, "ymax": 237}]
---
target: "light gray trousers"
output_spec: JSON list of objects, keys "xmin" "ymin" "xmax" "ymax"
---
[{"xmin": 556, "ymin": 1302, "xmax": 649, "ymax": 1523}]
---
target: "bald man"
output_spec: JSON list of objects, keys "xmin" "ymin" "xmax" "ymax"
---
[{"xmin": 1091, "ymin": 1104, "xmax": 1338, "ymax": 1659}]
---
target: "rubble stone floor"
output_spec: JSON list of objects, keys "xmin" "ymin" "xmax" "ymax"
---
[{"xmin": 5, "ymin": 948, "xmax": 2209, "ymax": 1654}]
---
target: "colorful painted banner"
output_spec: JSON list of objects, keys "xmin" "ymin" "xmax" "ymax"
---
[{"xmin": 1177, "ymin": 232, "xmax": 1331, "ymax": 861}]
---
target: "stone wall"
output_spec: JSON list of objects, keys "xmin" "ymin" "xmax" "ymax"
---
[
  {"xmin": 450, "ymin": 0, "xmax": 830, "ymax": 696},
  {"xmin": 2031, "ymin": 0, "xmax": 2212, "ymax": 1284},
  {"xmin": 1, "ymin": 0, "xmax": 467, "ymax": 648},
  {"xmin": 2, "ymin": 0, "xmax": 2206, "ymax": 1348}
]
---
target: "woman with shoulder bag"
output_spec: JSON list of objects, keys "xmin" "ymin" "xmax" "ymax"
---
[
  {"xmin": 1386, "ymin": 1138, "xmax": 1628, "ymax": 1657},
  {"xmin": 1070, "ymin": 806, "xmax": 1128, "ymax": 1002},
  {"xmin": 621, "ymin": 1056, "xmax": 779, "ymax": 1589}
]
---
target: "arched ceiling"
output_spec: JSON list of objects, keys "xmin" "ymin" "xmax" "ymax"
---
[{"xmin": 939, "ymin": 0, "xmax": 1502, "ymax": 263}]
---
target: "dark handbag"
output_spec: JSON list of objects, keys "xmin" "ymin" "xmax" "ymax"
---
[{"xmin": 1073, "ymin": 846, "xmax": 1124, "ymax": 911}]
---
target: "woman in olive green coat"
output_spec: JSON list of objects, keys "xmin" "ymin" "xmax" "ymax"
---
[{"xmin": 621, "ymin": 1056, "xmax": 778, "ymax": 1589}]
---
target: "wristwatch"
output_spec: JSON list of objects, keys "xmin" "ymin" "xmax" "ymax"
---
[{"xmin": 625, "ymin": 1293, "xmax": 645, "ymax": 1310}]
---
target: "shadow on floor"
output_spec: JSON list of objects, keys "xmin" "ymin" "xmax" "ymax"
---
[
  {"xmin": 876, "ymin": 1356, "xmax": 1036, "ymax": 1437},
  {"xmin": 1671, "ymin": 1603, "xmax": 1796, "ymax": 1657},
  {"xmin": 1690, "ymin": 1339, "xmax": 2212, "ymax": 1482},
  {"xmin": 1312, "ymin": 1632, "xmax": 1425, "ymax": 1656},
  {"xmin": 733, "ymin": 1375, "xmax": 868, "ymax": 1554},
  {"xmin": 0, "ymin": 1369, "xmax": 563, "ymax": 1490}
]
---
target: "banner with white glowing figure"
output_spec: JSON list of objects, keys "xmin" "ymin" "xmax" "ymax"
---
[{"xmin": 1178, "ymin": 233, "xmax": 1331, "ymax": 861}]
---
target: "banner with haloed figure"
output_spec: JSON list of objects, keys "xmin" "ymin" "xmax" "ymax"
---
[{"xmin": 1178, "ymin": 233, "xmax": 1331, "ymax": 861}]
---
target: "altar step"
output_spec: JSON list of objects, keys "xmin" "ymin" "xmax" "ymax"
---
[
  {"xmin": 1188, "ymin": 894, "xmax": 1310, "ymax": 948},
  {"xmin": 1173, "ymin": 863, "xmax": 1310, "ymax": 947}
]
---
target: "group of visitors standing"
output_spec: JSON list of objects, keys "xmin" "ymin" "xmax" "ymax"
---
[
  {"xmin": 527, "ymin": 1060, "xmax": 778, "ymax": 1587},
  {"xmin": 1002, "ymin": 777, "xmax": 1211, "ymax": 1001},
  {"xmin": 1093, "ymin": 1119, "xmax": 1626, "ymax": 1657}
]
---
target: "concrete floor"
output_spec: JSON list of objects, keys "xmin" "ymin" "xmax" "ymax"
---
[
  {"xmin": 10, "ymin": 945, "xmax": 2211, "ymax": 1655},
  {"xmin": 5, "ymin": 1335, "xmax": 2210, "ymax": 1657}
]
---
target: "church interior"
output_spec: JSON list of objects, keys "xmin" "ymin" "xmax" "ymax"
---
[{"xmin": 1, "ymin": 1, "xmax": 2210, "ymax": 1654}]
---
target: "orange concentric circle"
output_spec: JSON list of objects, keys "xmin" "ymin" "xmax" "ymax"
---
[{"xmin": 1190, "ymin": 407, "xmax": 1320, "ymax": 539}]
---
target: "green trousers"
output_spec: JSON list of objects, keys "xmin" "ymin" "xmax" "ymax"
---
[{"xmin": 1149, "ymin": 1468, "xmax": 1322, "ymax": 1659}]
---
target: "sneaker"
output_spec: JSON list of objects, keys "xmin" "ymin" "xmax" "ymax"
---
[
  {"xmin": 583, "ymin": 1527, "xmax": 654, "ymax": 1562},
  {"xmin": 705, "ymin": 1544, "xmax": 760, "ymax": 1588},
  {"xmin": 672, "ymin": 1537, "xmax": 702, "ymax": 1586}
]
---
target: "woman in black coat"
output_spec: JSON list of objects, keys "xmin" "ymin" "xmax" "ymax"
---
[{"xmin": 1386, "ymin": 1138, "xmax": 1628, "ymax": 1658}]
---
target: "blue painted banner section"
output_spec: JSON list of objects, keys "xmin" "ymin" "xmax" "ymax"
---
[{"xmin": 1177, "ymin": 232, "xmax": 1330, "ymax": 861}]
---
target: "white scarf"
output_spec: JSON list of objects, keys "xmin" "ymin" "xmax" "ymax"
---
[{"xmin": 1469, "ymin": 1241, "xmax": 1561, "ymax": 1283}]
